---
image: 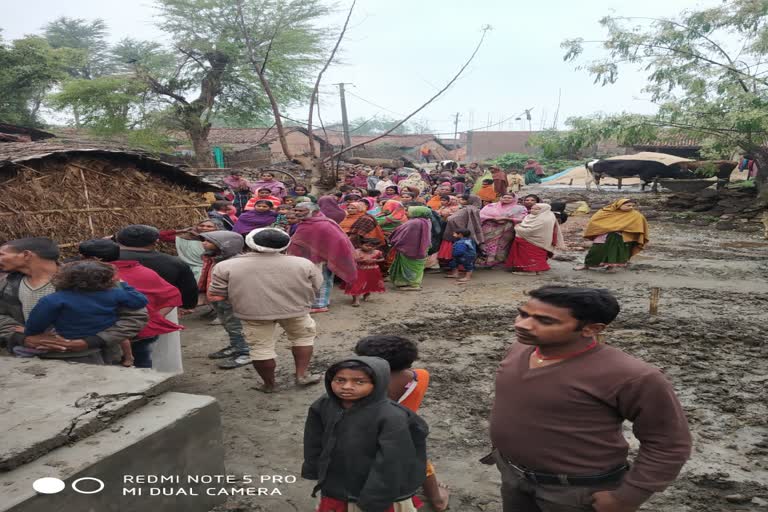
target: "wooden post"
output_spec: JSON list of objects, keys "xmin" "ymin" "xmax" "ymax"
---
[
  {"xmin": 649, "ymin": 287, "xmax": 661, "ymax": 316},
  {"xmin": 78, "ymin": 168, "xmax": 96, "ymax": 237},
  {"xmin": 617, "ymin": 177, "xmax": 623, "ymax": 190}
]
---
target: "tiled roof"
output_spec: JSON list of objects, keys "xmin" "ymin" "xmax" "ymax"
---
[{"xmin": 322, "ymin": 133, "xmax": 447, "ymax": 149}]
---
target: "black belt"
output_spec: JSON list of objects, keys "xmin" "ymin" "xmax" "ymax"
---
[{"xmin": 501, "ymin": 455, "xmax": 628, "ymax": 486}]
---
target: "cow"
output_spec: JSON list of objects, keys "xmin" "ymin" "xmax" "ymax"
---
[
  {"xmin": 679, "ymin": 160, "xmax": 737, "ymax": 189},
  {"xmin": 585, "ymin": 159, "xmax": 691, "ymax": 192}
]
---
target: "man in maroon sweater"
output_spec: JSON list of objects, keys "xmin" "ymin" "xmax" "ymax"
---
[{"xmin": 489, "ymin": 286, "xmax": 691, "ymax": 512}]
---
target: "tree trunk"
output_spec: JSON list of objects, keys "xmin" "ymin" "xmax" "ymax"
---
[
  {"xmin": 189, "ymin": 122, "xmax": 214, "ymax": 168},
  {"xmin": 293, "ymin": 155, "xmax": 337, "ymax": 195}
]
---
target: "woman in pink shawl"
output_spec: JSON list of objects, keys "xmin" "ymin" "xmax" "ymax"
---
[
  {"xmin": 476, "ymin": 192, "xmax": 528, "ymax": 268},
  {"xmin": 317, "ymin": 196, "xmax": 346, "ymax": 224},
  {"xmin": 388, "ymin": 206, "xmax": 433, "ymax": 291},
  {"xmin": 249, "ymin": 171, "xmax": 287, "ymax": 198},
  {"xmin": 288, "ymin": 202, "xmax": 357, "ymax": 312}
]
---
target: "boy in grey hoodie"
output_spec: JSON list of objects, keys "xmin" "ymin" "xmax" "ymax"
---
[
  {"xmin": 302, "ymin": 356, "xmax": 429, "ymax": 512},
  {"xmin": 199, "ymin": 230, "xmax": 249, "ymax": 369}
]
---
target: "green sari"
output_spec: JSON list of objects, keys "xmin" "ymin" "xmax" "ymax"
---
[
  {"xmin": 524, "ymin": 169, "xmax": 542, "ymax": 184},
  {"xmin": 584, "ymin": 232, "xmax": 635, "ymax": 267},
  {"xmin": 389, "ymin": 252, "xmax": 427, "ymax": 287}
]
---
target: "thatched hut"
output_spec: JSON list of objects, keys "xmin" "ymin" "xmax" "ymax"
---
[{"xmin": 0, "ymin": 142, "xmax": 219, "ymax": 250}]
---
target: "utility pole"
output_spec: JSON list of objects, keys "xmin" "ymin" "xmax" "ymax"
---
[
  {"xmin": 335, "ymin": 83, "xmax": 353, "ymax": 150},
  {"xmin": 453, "ymin": 112, "xmax": 461, "ymax": 150}
]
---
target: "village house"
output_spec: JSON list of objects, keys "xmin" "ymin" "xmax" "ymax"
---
[{"xmin": 0, "ymin": 140, "xmax": 216, "ymax": 250}]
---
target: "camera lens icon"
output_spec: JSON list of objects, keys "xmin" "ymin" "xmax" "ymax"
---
[
  {"xmin": 32, "ymin": 478, "xmax": 65, "ymax": 494},
  {"xmin": 33, "ymin": 477, "xmax": 105, "ymax": 495}
]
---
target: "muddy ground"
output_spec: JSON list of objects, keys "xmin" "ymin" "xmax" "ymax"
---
[{"xmin": 174, "ymin": 199, "xmax": 768, "ymax": 512}]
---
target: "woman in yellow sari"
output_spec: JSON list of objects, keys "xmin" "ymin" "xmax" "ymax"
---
[{"xmin": 577, "ymin": 198, "xmax": 649, "ymax": 271}]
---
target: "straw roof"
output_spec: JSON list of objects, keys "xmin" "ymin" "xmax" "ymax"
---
[{"xmin": 0, "ymin": 141, "xmax": 217, "ymax": 192}]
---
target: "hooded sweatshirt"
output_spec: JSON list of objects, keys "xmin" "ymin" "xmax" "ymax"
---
[
  {"xmin": 302, "ymin": 357, "xmax": 429, "ymax": 512},
  {"xmin": 198, "ymin": 231, "xmax": 245, "ymax": 301}
]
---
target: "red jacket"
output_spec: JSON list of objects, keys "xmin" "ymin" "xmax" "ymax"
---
[{"xmin": 112, "ymin": 260, "xmax": 184, "ymax": 338}]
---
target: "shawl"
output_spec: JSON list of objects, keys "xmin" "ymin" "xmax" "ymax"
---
[
  {"xmin": 583, "ymin": 199, "xmax": 650, "ymax": 254},
  {"xmin": 437, "ymin": 196, "xmax": 461, "ymax": 219},
  {"xmin": 233, "ymin": 209, "xmax": 278, "ymax": 235},
  {"xmin": 524, "ymin": 160, "xmax": 545, "ymax": 176},
  {"xmin": 223, "ymin": 175, "xmax": 251, "ymax": 191},
  {"xmin": 343, "ymin": 203, "xmax": 386, "ymax": 245},
  {"xmin": 477, "ymin": 184, "xmax": 497, "ymax": 202},
  {"xmin": 491, "ymin": 168, "xmax": 508, "ymax": 196},
  {"xmin": 363, "ymin": 197, "xmax": 381, "ymax": 216},
  {"xmin": 250, "ymin": 179, "xmax": 287, "ymax": 198},
  {"xmin": 175, "ymin": 237, "xmax": 206, "ymax": 281},
  {"xmin": 443, "ymin": 200, "xmax": 485, "ymax": 243},
  {"xmin": 287, "ymin": 214, "xmax": 358, "ymax": 282},
  {"xmin": 379, "ymin": 200, "xmax": 408, "ymax": 222},
  {"xmin": 426, "ymin": 195, "xmax": 444, "ymax": 210},
  {"xmin": 318, "ymin": 196, "xmax": 346, "ymax": 224},
  {"xmin": 399, "ymin": 172, "xmax": 426, "ymax": 194},
  {"xmin": 351, "ymin": 172, "xmax": 369, "ymax": 188},
  {"xmin": 379, "ymin": 186, "xmax": 400, "ymax": 200},
  {"xmin": 515, "ymin": 204, "xmax": 565, "ymax": 252},
  {"xmin": 389, "ymin": 218, "xmax": 432, "ymax": 259},
  {"xmin": 480, "ymin": 197, "xmax": 528, "ymax": 222},
  {"xmin": 472, "ymin": 171, "xmax": 494, "ymax": 194},
  {"xmin": 375, "ymin": 179, "xmax": 396, "ymax": 193}
]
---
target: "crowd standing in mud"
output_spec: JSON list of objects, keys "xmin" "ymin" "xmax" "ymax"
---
[{"xmin": 5, "ymin": 160, "xmax": 747, "ymax": 512}]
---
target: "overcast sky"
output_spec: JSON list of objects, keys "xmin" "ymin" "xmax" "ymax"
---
[{"xmin": 2, "ymin": 0, "xmax": 713, "ymax": 135}]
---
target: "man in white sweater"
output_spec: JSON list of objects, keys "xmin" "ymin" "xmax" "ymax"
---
[{"xmin": 209, "ymin": 228, "xmax": 323, "ymax": 393}]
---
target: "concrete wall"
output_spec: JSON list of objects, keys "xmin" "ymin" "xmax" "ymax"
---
[{"xmin": 1, "ymin": 392, "xmax": 226, "ymax": 512}]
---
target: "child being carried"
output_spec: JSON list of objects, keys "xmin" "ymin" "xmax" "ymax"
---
[{"xmin": 22, "ymin": 261, "xmax": 148, "ymax": 363}]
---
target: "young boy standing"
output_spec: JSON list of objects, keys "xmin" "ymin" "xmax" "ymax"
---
[
  {"xmin": 303, "ymin": 356, "xmax": 429, "ymax": 512},
  {"xmin": 446, "ymin": 229, "xmax": 477, "ymax": 283},
  {"xmin": 198, "ymin": 231, "xmax": 249, "ymax": 369},
  {"xmin": 354, "ymin": 336, "xmax": 450, "ymax": 512}
]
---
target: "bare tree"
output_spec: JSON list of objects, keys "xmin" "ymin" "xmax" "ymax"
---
[{"xmin": 236, "ymin": 0, "xmax": 489, "ymax": 192}]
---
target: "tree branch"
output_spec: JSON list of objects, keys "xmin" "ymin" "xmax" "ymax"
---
[
  {"xmin": 135, "ymin": 64, "xmax": 190, "ymax": 105},
  {"xmin": 176, "ymin": 46, "xmax": 208, "ymax": 71},
  {"xmin": 235, "ymin": 0, "xmax": 293, "ymax": 160},
  {"xmin": 325, "ymin": 25, "xmax": 490, "ymax": 162},
  {"xmin": 577, "ymin": 39, "xmax": 768, "ymax": 88},
  {"xmin": 611, "ymin": 16, "xmax": 750, "ymax": 93},
  {"xmin": 308, "ymin": 0, "xmax": 356, "ymax": 158},
  {"xmin": 261, "ymin": 22, "xmax": 281, "ymax": 74}
]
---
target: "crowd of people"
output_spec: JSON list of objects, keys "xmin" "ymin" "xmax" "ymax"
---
[
  {"xmin": 0, "ymin": 163, "xmax": 674, "ymax": 512},
  {"xmin": 212, "ymin": 165, "xmax": 650, "ymax": 295}
]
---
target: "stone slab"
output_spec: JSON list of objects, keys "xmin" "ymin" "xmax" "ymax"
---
[
  {"xmin": 0, "ymin": 358, "xmax": 173, "ymax": 471},
  {"xmin": 0, "ymin": 392, "xmax": 226, "ymax": 512}
]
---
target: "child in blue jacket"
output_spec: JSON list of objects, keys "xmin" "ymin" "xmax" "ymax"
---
[
  {"xmin": 23, "ymin": 261, "xmax": 148, "ymax": 361},
  {"xmin": 445, "ymin": 229, "xmax": 477, "ymax": 284}
]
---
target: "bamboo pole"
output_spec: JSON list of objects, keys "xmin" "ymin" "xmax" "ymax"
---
[
  {"xmin": 649, "ymin": 287, "xmax": 661, "ymax": 316},
  {"xmin": 0, "ymin": 204, "xmax": 210, "ymax": 217},
  {"xmin": 78, "ymin": 168, "xmax": 96, "ymax": 237}
]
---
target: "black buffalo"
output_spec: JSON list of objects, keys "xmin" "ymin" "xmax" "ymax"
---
[
  {"xmin": 586, "ymin": 159, "xmax": 690, "ymax": 191},
  {"xmin": 680, "ymin": 160, "xmax": 737, "ymax": 189}
]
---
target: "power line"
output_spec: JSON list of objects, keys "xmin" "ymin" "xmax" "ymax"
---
[{"xmin": 345, "ymin": 90, "xmax": 407, "ymax": 118}]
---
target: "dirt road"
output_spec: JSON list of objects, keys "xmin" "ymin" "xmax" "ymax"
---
[{"xmin": 175, "ymin": 216, "xmax": 768, "ymax": 511}]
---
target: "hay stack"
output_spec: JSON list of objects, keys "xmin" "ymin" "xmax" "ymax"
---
[{"xmin": 0, "ymin": 156, "xmax": 209, "ymax": 249}]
